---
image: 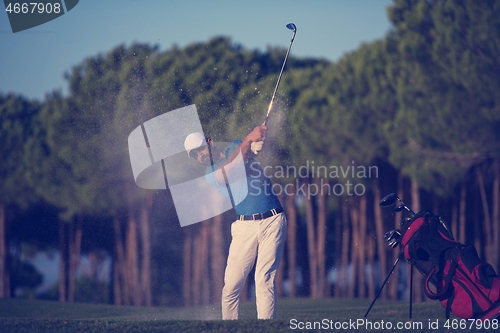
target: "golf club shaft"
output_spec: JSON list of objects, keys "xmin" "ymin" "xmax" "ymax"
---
[
  {"xmin": 400, "ymin": 201, "xmax": 416, "ymax": 216},
  {"xmin": 264, "ymin": 30, "xmax": 296, "ymax": 126}
]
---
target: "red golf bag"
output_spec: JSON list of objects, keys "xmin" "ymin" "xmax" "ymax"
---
[{"xmin": 401, "ymin": 210, "xmax": 500, "ymax": 320}]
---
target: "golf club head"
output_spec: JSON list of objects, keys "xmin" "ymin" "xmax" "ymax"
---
[
  {"xmin": 384, "ymin": 229, "xmax": 401, "ymax": 248},
  {"xmin": 379, "ymin": 193, "xmax": 399, "ymax": 207},
  {"xmin": 401, "ymin": 217, "xmax": 412, "ymax": 227},
  {"xmin": 286, "ymin": 23, "xmax": 296, "ymax": 32},
  {"xmin": 394, "ymin": 204, "xmax": 409, "ymax": 213}
]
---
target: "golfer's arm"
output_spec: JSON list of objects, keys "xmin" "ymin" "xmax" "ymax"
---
[{"xmin": 215, "ymin": 138, "xmax": 253, "ymax": 184}]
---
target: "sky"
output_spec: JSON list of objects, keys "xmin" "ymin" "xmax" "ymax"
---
[{"xmin": 0, "ymin": 0, "xmax": 394, "ymax": 101}]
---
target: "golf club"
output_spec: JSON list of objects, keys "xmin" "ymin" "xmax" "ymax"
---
[
  {"xmin": 263, "ymin": 23, "xmax": 296, "ymax": 126},
  {"xmin": 384, "ymin": 229, "xmax": 402, "ymax": 248},
  {"xmin": 367, "ymin": 191, "xmax": 418, "ymax": 319},
  {"xmin": 401, "ymin": 217, "xmax": 412, "ymax": 227},
  {"xmin": 395, "ymin": 204, "xmax": 412, "ymax": 214},
  {"xmin": 379, "ymin": 193, "xmax": 415, "ymax": 216}
]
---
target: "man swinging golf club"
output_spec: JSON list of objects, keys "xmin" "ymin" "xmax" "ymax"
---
[
  {"xmin": 184, "ymin": 22, "xmax": 295, "ymax": 319},
  {"xmin": 184, "ymin": 125, "xmax": 287, "ymax": 320}
]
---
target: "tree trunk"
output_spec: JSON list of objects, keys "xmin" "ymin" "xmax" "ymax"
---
[
  {"xmin": 452, "ymin": 198, "xmax": 458, "ymax": 243},
  {"xmin": 139, "ymin": 195, "xmax": 153, "ymax": 306},
  {"xmin": 74, "ymin": 218, "xmax": 83, "ymax": 300},
  {"xmin": 210, "ymin": 214, "xmax": 225, "ymax": 304},
  {"xmin": 126, "ymin": 218, "xmax": 140, "ymax": 305},
  {"xmin": 68, "ymin": 222, "xmax": 75, "ymax": 302},
  {"xmin": 333, "ymin": 195, "xmax": 343, "ymax": 297},
  {"xmin": 493, "ymin": 162, "xmax": 500, "ymax": 272},
  {"xmin": 411, "ymin": 181, "xmax": 420, "ymax": 212},
  {"xmin": 348, "ymin": 196, "xmax": 359, "ymax": 298},
  {"xmin": 113, "ymin": 214, "xmax": 125, "ymax": 305},
  {"xmin": 124, "ymin": 182, "xmax": 141, "ymax": 305},
  {"xmin": 474, "ymin": 192, "xmax": 482, "ymax": 257},
  {"xmin": 389, "ymin": 171, "xmax": 404, "ymax": 300},
  {"xmin": 373, "ymin": 182, "xmax": 387, "ymax": 299},
  {"xmin": 358, "ymin": 195, "xmax": 367, "ymax": 298},
  {"xmin": 305, "ymin": 178, "xmax": 317, "ymax": 298},
  {"xmin": 68, "ymin": 216, "xmax": 82, "ymax": 302},
  {"xmin": 410, "ymin": 180, "xmax": 423, "ymax": 302},
  {"xmin": 459, "ymin": 182, "xmax": 467, "ymax": 245},
  {"xmin": 192, "ymin": 222, "xmax": 209, "ymax": 306},
  {"xmin": 316, "ymin": 178, "xmax": 328, "ymax": 297},
  {"xmin": 183, "ymin": 227, "xmax": 193, "ymax": 306},
  {"xmin": 0, "ymin": 203, "xmax": 10, "ymax": 298},
  {"xmin": 286, "ymin": 183, "xmax": 297, "ymax": 297},
  {"xmin": 58, "ymin": 220, "xmax": 67, "ymax": 302},
  {"xmin": 367, "ymin": 236, "xmax": 376, "ymax": 299},
  {"xmin": 340, "ymin": 199, "xmax": 350, "ymax": 297},
  {"xmin": 477, "ymin": 167, "xmax": 493, "ymax": 264},
  {"xmin": 240, "ymin": 274, "xmax": 250, "ymax": 301},
  {"xmin": 201, "ymin": 222, "xmax": 210, "ymax": 305}
]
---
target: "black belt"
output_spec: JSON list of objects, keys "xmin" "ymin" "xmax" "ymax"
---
[{"xmin": 239, "ymin": 207, "xmax": 283, "ymax": 221}]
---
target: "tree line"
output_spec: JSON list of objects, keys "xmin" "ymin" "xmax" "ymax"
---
[{"xmin": 1, "ymin": 0, "xmax": 499, "ymax": 306}]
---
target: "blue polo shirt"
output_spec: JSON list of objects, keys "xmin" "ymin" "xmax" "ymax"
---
[{"xmin": 205, "ymin": 140, "xmax": 282, "ymax": 216}]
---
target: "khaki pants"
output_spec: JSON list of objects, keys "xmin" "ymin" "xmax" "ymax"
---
[{"xmin": 221, "ymin": 213, "xmax": 287, "ymax": 320}]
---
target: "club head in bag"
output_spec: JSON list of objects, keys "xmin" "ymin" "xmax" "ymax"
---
[
  {"xmin": 401, "ymin": 217, "xmax": 412, "ymax": 227},
  {"xmin": 379, "ymin": 193, "xmax": 399, "ymax": 207},
  {"xmin": 384, "ymin": 229, "xmax": 402, "ymax": 248},
  {"xmin": 394, "ymin": 204, "xmax": 408, "ymax": 213}
]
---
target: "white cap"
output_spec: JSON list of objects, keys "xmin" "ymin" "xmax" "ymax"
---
[{"xmin": 184, "ymin": 132, "xmax": 207, "ymax": 157}]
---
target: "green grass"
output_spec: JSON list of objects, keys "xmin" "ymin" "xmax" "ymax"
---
[{"xmin": 0, "ymin": 297, "xmax": 494, "ymax": 332}]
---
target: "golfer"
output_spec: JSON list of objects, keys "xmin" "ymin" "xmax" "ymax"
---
[{"xmin": 184, "ymin": 125, "xmax": 287, "ymax": 320}]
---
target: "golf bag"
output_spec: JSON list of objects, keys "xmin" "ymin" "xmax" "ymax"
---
[{"xmin": 400, "ymin": 209, "xmax": 500, "ymax": 320}]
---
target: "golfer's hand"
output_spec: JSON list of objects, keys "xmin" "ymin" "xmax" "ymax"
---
[
  {"xmin": 248, "ymin": 124, "xmax": 267, "ymax": 155},
  {"xmin": 248, "ymin": 124, "xmax": 267, "ymax": 142},
  {"xmin": 251, "ymin": 141, "xmax": 264, "ymax": 155}
]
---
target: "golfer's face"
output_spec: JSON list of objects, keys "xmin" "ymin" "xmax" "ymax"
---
[{"xmin": 192, "ymin": 144, "xmax": 212, "ymax": 166}]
